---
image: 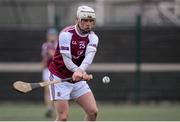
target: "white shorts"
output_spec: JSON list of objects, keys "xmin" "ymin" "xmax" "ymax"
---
[
  {"xmin": 49, "ymin": 74, "xmax": 91, "ymax": 101},
  {"xmin": 42, "ymin": 68, "xmax": 51, "ymax": 81}
]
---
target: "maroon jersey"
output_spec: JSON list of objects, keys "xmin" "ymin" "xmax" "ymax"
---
[
  {"xmin": 41, "ymin": 41, "xmax": 57, "ymax": 67},
  {"xmin": 49, "ymin": 25, "xmax": 98, "ymax": 79}
]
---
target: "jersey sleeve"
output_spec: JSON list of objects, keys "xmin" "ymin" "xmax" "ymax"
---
[
  {"xmin": 59, "ymin": 31, "xmax": 79, "ymax": 72},
  {"xmin": 79, "ymin": 34, "xmax": 99, "ymax": 71},
  {"xmin": 59, "ymin": 32, "xmax": 72, "ymax": 54},
  {"xmin": 87, "ymin": 33, "xmax": 99, "ymax": 52}
]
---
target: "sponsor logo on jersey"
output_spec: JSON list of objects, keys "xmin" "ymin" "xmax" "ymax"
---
[
  {"xmin": 89, "ymin": 44, "xmax": 97, "ymax": 48},
  {"xmin": 72, "ymin": 40, "xmax": 77, "ymax": 45},
  {"xmin": 79, "ymin": 41, "xmax": 85, "ymax": 49},
  {"xmin": 60, "ymin": 46, "xmax": 69, "ymax": 50},
  {"xmin": 72, "ymin": 55, "xmax": 80, "ymax": 59},
  {"xmin": 77, "ymin": 50, "xmax": 84, "ymax": 55},
  {"xmin": 72, "ymin": 50, "xmax": 84, "ymax": 59}
]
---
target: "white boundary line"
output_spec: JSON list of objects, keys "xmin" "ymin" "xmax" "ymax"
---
[{"xmin": 0, "ymin": 62, "xmax": 180, "ymax": 72}]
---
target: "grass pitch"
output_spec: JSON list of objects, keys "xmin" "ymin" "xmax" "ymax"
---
[{"xmin": 0, "ymin": 102, "xmax": 180, "ymax": 121}]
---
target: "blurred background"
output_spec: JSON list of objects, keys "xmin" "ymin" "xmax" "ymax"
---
[{"xmin": 0, "ymin": 0, "xmax": 180, "ymax": 121}]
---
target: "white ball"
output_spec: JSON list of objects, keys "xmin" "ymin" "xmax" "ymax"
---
[{"xmin": 102, "ymin": 76, "xmax": 110, "ymax": 84}]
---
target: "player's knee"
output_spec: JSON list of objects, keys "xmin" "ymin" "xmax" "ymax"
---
[{"xmin": 87, "ymin": 107, "xmax": 98, "ymax": 117}]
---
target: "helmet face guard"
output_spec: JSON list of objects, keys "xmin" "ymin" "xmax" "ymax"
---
[
  {"xmin": 76, "ymin": 6, "xmax": 96, "ymax": 34},
  {"xmin": 77, "ymin": 5, "xmax": 96, "ymax": 21}
]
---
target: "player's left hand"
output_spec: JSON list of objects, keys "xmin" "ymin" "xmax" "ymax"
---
[{"xmin": 82, "ymin": 72, "xmax": 91, "ymax": 81}]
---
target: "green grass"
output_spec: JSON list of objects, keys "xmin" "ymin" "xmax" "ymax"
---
[{"xmin": 0, "ymin": 102, "xmax": 180, "ymax": 121}]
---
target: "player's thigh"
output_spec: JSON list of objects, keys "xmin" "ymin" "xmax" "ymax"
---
[
  {"xmin": 44, "ymin": 86, "xmax": 50, "ymax": 96},
  {"xmin": 49, "ymin": 75, "xmax": 73, "ymax": 100},
  {"xmin": 76, "ymin": 92, "xmax": 98, "ymax": 113},
  {"xmin": 54, "ymin": 100, "xmax": 69, "ymax": 115}
]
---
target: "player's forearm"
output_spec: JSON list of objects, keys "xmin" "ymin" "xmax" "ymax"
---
[
  {"xmin": 62, "ymin": 53, "xmax": 78, "ymax": 72},
  {"xmin": 41, "ymin": 58, "xmax": 48, "ymax": 68},
  {"xmin": 79, "ymin": 51, "xmax": 96, "ymax": 71}
]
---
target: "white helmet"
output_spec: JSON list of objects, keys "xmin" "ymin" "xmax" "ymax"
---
[{"xmin": 77, "ymin": 5, "xmax": 96, "ymax": 21}]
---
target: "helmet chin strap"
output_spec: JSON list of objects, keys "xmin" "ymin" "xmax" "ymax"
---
[{"xmin": 77, "ymin": 23, "xmax": 90, "ymax": 35}]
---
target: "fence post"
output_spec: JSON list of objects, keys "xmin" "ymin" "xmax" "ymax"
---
[{"xmin": 134, "ymin": 14, "xmax": 142, "ymax": 103}]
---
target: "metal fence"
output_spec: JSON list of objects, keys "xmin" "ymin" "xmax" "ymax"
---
[{"xmin": 0, "ymin": 27, "xmax": 180, "ymax": 102}]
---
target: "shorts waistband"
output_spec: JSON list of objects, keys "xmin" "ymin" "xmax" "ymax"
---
[
  {"xmin": 62, "ymin": 80, "xmax": 80, "ymax": 84},
  {"xmin": 49, "ymin": 73, "xmax": 79, "ymax": 84}
]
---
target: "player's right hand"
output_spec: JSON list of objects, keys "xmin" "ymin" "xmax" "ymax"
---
[{"xmin": 72, "ymin": 68, "xmax": 84, "ymax": 81}]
